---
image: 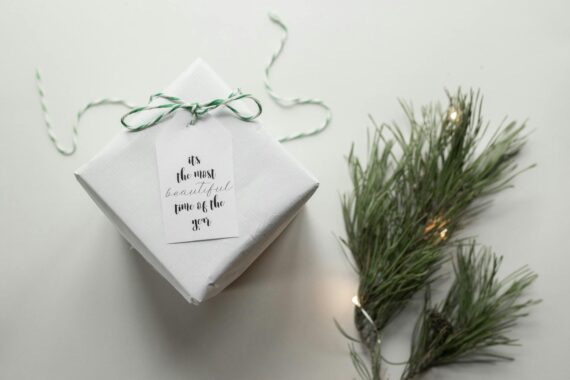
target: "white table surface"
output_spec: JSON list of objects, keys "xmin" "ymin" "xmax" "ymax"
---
[{"xmin": 1, "ymin": 1, "xmax": 568, "ymax": 379}]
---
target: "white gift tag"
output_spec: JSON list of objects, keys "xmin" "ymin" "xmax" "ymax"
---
[{"xmin": 155, "ymin": 116, "xmax": 239, "ymax": 243}]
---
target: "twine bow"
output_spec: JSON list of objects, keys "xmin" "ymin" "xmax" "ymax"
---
[
  {"xmin": 120, "ymin": 90, "xmax": 262, "ymax": 132},
  {"xmin": 35, "ymin": 13, "xmax": 330, "ymax": 156}
]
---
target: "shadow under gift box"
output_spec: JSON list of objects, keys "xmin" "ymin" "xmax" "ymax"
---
[{"xmin": 75, "ymin": 59, "xmax": 319, "ymax": 304}]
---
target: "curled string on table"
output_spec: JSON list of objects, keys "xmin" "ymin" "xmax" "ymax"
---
[
  {"xmin": 265, "ymin": 12, "xmax": 332, "ymax": 143},
  {"xmin": 35, "ymin": 69, "xmax": 135, "ymax": 156}
]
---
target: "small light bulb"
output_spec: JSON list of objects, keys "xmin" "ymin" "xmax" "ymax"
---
[
  {"xmin": 439, "ymin": 228, "xmax": 449, "ymax": 241},
  {"xmin": 352, "ymin": 295, "xmax": 361, "ymax": 307},
  {"xmin": 447, "ymin": 106, "xmax": 462, "ymax": 124}
]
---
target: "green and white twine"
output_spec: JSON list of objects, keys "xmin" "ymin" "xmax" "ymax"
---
[
  {"xmin": 119, "ymin": 90, "xmax": 262, "ymax": 132},
  {"xmin": 36, "ymin": 13, "xmax": 331, "ymax": 155},
  {"xmin": 35, "ymin": 71, "xmax": 261, "ymax": 156},
  {"xmin": 266, "ymin": 12, "xmax": 332, "ymax": 143},
  {"xmin": 35, "ymin": 69, "xmax": 135, "ymax": 156}
]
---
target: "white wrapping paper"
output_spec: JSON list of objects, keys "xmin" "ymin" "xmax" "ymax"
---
[{"xmin": 75, "ymin": 59, "xmax": 319, "ymax": 304}]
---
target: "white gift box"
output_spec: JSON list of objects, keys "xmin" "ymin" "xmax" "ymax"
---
[{"xmin": 75, "ymin": 59, "xmax": 318, "ymax": 304}]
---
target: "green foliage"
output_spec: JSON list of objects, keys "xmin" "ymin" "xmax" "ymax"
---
[
  {"xmin": 341, "ymin": 89, "xmax": 530, "ymax": 348},
  {"xmin": 349, "ymin": 342, "xmax": 383, "ymax": 380},
  {"xmin": 402, "ymin": 243, "xmax": 539, "ymax": 380}
]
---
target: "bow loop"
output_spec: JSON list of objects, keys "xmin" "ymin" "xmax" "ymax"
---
[{"xmin": 120, "ymin": 90, "xmax": 262, "ymax": 131}]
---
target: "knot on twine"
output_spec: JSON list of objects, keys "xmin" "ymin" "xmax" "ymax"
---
[{"xmin": 120, "ymin": 89, "xmax": 262, "ymax": 131}]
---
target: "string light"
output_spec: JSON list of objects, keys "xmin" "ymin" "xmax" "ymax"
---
[
  {"xmin": 424, "ymin": 214, "xmax": 449, "ymax": 242},
  {"xmin": 352, "ymin": 295, "xmax": 361, "ymax": 307},
  {"xmin": 447, "ymin": 105, "xmax": 462, "ymax": 124},
  {"xmin": 352, "ymin": 295, "xmax": 377, "ymax": 339}
]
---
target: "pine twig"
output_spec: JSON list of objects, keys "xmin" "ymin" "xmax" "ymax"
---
[
  {"xmin": 401, "ymin": 243, "xmax": 539, "ymax": 380},
  {"xmin": 341, "ymin": 89, "xmax": 533, "ymax": 378}
]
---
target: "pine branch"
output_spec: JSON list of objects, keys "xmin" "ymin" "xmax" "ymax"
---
[
  {"xmin": 401, "ymin": 243, "xmax": 539, "ymax": 380},
  {"xmin": 342, "ymin": 89, "xmax": 530, "ymax": 351}
]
